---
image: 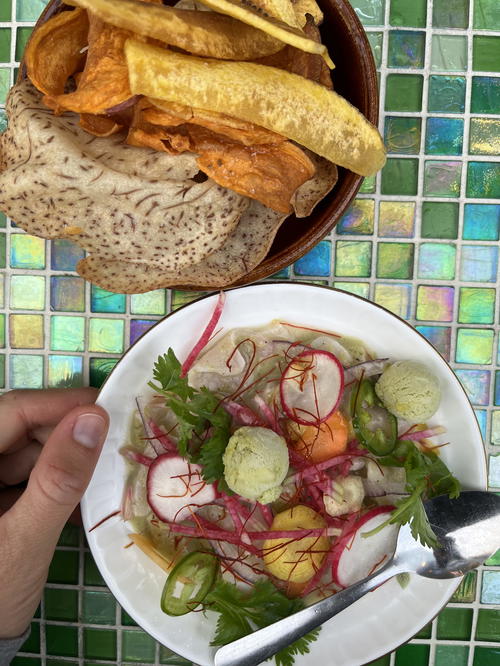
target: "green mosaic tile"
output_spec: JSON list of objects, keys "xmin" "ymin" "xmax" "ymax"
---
[
  {"xmin": 426, "ymin": 117, "xmax": 464, "ymax": 155},
  {"xmin": 337, "ymin": 199, "xmax": 375, "ymax": 235},
  {"xmin": 48, "ymin": 354, "xmax": 84, "ymax": 388},
  {"xmin": 476, "ymin": 609, "xmax": 500, "ymax": 641},
  {"xmin": 376, "ymin": 242, "xmax": 414, "ymax": 279},
  {"xmin": 432, "ymin": 0, "xmax": 469, "ymax": 28},
  {"xmin": 422, "ymin": 202, "xmax": 459, "ymax": 239},
  {"xmin": 0, "ymin": 274, "xmax": 4, "ymax": 308},
  {"xmin": 0, "ymin": 68, "xmax": 10, "ymax": 105},
  {"xmin": 470, "ymin": 118, "xmax": 500, "ymax": 156},
  {"xmin": 88, "ymin": 318, "xmax": 125, "ymax": 353},
  {"xmin": 384, "ymin": 116, "xmax": 421, "ymax": 154},
  {"xmin": 381, "ymin": 158, "xmax": 418, "ymax": 195},
  {"xmin": 131, "ymin": 289, "xmax": 166, "ymax": 315},
  {"xmin": 58, "ymin": 523, "xmax": 80, "ymax": 548},
  {"xmin": 91, "ymin": 285, "xmax": 126, "ymax": 314},
  {"xmin": 171, "ymin": 290, "xmax": 208, "ymax": 311},
  {"xmin": 10, "ymin": 234, "xmax": 45, "ymax": 269},
  {"xmin": 47, "ymin": 550, "xmax": 79, "ymax": 585},
  {"xmin": 458, "ymin": 287, "xmax": 495, "ymax": 324},
  {"xmin": 50, "ymin": 276, "xmax": 85, "ymax": 312},
  {"xmin": 0, "ymin": 355, "xmax": 5, "ymax": 389},
  {"xmin": 10, "ymin": 314, "xmax": 43, "ymax": 349},
  {"xmin": 89, "ymin": 357, "xmax": 119, "ymax": 388},
  {"xmin": 388, "ymin": 30, "xmax": 425, "ymax": 68},
  {"xmin": 389, "ymin": 0, "xmax": 426, "ymax": 27},
  {"xmin": 435, "ymin": 645, "xmax": 469, "ymax": 666},
  {"xmin": 0, "ymin": 29, "xmax": 12, "ymax": 63},
  {"xmin": 352, "ymin": 0, "xmax": 385, "ymax": 26},
  {"xmin": 467, "ymin": 162, "xmax": 500, "ymax": 199},
  {"xmin": 437, "ymin": 607, "xmax": 473, "ymax": 640},
  {"xmin": 10, "ymin": 355, "xmax": 44, "ymax": 389},
  {"xmin": 82, "ymin": 590, "xmax": 116, "ymax": 625},
  {"xmin": 473, "ymin": 646, "xmax": 500, "ymax": 666},
  {"xmin": 359, "ymin": 175, "xmax": 375, "ymax": 193},
  {"xmin": 0, "ymin": 211, "xmax": 6, "ymax": 228},
  {"xmin": 333, "ymin": 282, "xmax": 369, "ymax": 298},
  {"xmin": 50, "ymin": 315, "xmax": 85, "ymax": 352},
  {"xmin": 416, "ymin": 285, "xmax": 454, "ymax": 322},
  {"xmin": 492, "ymin": 412, "xmax": 500, "ymax": 446},
  {"xmin": 46, "ymin": 625, "xmax": 78, "ymax": 658},
  {"xmin": 395, "ymin": 644, "xmax": 429, "ymax": 666},
  {"xmin": 486, "ymin": 548, "xmax": 500, "ymax": 565},
  {"xmin": 474, "ymin": 0, "xmax": 500, "ymax": 29},
  {"xmin": 84, "ymin": 551, "xmax": 106, "ymax": 586},
  {"xmin": 378, "ymin": 201, "xmax": 415, "ymax": 238},
  {"xmin": 44, "ymin": 588, "xmax": 78, "ymax": 622},
  {"xmin": 12, "ymin": 659, "xmax": 41, "ymax": 666},
  {"xmin": 0, "ymin": 233, "xmax": 5, "ymax": 269},
  {"xmin": 0, "ymin": 314, "xmax": 4, "ymax": 348},
  {"xmin": 0, "ymin": 1, "xmax": 11, "ymax": 21},
  {"xmin": 16, "ymin": 0, "xmax": 49, "ymax": 21},
  {"xmin": 473, "ymin": 36, "xmax": 500, "ymax": 72},
  {"xmin": 122, "ymin": 609, "xmax": 138, "ymax": 627},
  {"xmin": 122, "ymin": 630, "xmax": 156, "ymax": 662},
  {"xmin": 456, "ymin": 328, "xmax": 494, "ymax": 364},
  {"xmin": 15, "ymin": 27, "xmax": 33, "ymax": 61},
  {"xmin": 159, "ymin": 646, "xmax": 193, "ymax": 665},
  {"xmin": 424, "ymin": 161, "xmax": 462, "ymax": 197},
  {"xmin": 367, "ymin": 32, "xmax": 383, "ymax": 68},
  {"xmin": 10, "ymin": 275, "xmax": 45, "ymax": 310},
  {"xmin": 472, "ymin": 77, "xmax": 500, "ymax": 114},
  {"xmin": 385, "ymin": 74, "xmax": 423, "ymax": 112},
  {"xmin": 84, "ymin": 629, "xmax": 117, "ymax": 661},
  {"xmin": 418, "ymin": 243, "xmax": 456, "ymax": 280},
  {"xmin": 334, "ymin": 241, "xmax": 372, "ymax": 277},
  {"xmin": 431, "ymin": 35, "xmax": 467, "ymax": 71},
  {"xmin": 374, "ymin": 283, "xmax": 411, "ymax": 318},
  {"xmin": 20, "ymin": 622, "xmax": 40, "ymax": 654}
]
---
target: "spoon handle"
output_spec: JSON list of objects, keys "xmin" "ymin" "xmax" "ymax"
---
[{"xmin": 214, "ymin": 561, "xmax": 404, "ymax": 666}]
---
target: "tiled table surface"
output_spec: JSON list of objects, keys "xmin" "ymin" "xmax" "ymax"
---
[{"xmin": 0, "ymin": 0, "xmax": 500, "ymax": 664}]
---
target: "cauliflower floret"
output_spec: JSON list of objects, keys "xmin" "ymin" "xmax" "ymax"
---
[{"xmin": 323, "ymin": 475, "xmax": 365, "ymax": 517}]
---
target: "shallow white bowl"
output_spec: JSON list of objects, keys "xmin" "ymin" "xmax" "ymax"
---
[{"xmin": 81, "ymin": 283, "xmax": 486, "ymax": 666}]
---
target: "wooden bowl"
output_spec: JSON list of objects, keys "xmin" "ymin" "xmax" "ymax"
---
[{"xmin": 24, "ymin": 0, "xmax": 378, "ymax": 289}]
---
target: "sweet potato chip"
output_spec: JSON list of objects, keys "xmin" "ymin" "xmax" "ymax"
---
[
  {"xmin": 24, "ymin": 8, "xmax": 89, "ymax": 97},
  {"xmin": 125, "ymin": 40, "xmax": 386, "ymax": 176},
  {"xmin": 72, "ymin": 0, "xmax": 283, "ymax": 59},
  {"xmin": 79, "ymin": 113, "xmax": 123, "ymax": 137},
  {"xmin": 194, "ymin": 0, "xmax": 333, "ymax": 67}
]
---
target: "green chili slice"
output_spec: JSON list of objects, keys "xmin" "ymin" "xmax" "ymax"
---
[
  {"xmin": 161, "ymin": 551, "xmax": 219, "ymax": 616},
  {"xmin": 352, "ymin": 379, "xmax": 397, "ymax": 456}
]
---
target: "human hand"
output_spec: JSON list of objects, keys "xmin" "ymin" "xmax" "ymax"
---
[{"xmin": 0, "ymin": 388, "xmax": 109, "ymax": 638}]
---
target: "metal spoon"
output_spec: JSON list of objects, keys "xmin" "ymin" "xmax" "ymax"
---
[{"xmin": 214, "ymin": 491, "xmax": 500, "ymax": 666}]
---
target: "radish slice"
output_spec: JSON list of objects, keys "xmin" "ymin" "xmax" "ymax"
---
[
  {"xmin": 280, "ymin": 349, "xmax": 344, "ymax": 425},
  {"xmin": 181, "ymin": 291, "xmax": 225, "ymax": 377},
  {"xmin": 332, "ymin": 506, "xmax": 398, "ymax": 587},
  {"xmin": 147, "ymin": 455, "xmax": 216, "ymax": 523}
]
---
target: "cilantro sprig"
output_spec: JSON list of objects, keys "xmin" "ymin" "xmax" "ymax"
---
[
  {"xmin": 148, "ymin": 349, "xmax": 231, "ymax": 483},
  {"xmin": 206, "ymin": 579, "xmax": 320, "ymax": 666}
]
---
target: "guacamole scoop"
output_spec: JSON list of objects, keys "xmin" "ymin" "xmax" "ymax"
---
[{"xmin": 223, "ymin": 426, "xmax": 289, "ymax": 503}]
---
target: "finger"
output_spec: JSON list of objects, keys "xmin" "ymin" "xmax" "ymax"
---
[
  {"xmin": 31, "ymin": 425, "xmax": 54, "ymax": 446},
  {"xmin": 0, "ymin": 442, "xmax": 42, "ymax": 485},
  {"xmin": 0, "ymin": 487, "xmax": 23, "ymax": 516},
  {"xmin": 0, "ymin": 388, "xmax": 99, "ymax": 454}
]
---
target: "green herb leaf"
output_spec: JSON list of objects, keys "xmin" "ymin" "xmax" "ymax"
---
[{"xmin": 148, "ymin": 349, "xmax": 194, "ymax": 401}]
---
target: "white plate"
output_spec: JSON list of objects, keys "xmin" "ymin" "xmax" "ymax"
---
[{"xmin": 81, "ymin": 283, "xmax": 487, "ymax": 666}]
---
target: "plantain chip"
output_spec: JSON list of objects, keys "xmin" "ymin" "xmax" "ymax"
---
[
  {"xmin": 24, "ymin": 8, "xmax": 89, "ymax": 97},
  {"xmin": 195, "ymin": 0, "xmax": 333, "ymax": 67},
  {"xmin": 125, "ymin": 40, "xmax": 386, "ymax": 176},
  {"xmin": 72, "ymin": 0, "xmax": 283, "ymax": 60},
  {"xmin": 292, "ymin": 0, "xmax": 323, "ymax": 25},
  {"xmin": 242, "ymin": 0, "xmax": 300, "ymax": 27}
]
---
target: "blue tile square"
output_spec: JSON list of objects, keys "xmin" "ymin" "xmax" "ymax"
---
[
  {"xmin": 463, "ymin": 204, "xmax": 500, "ymax": 241},
  {"xmin": 425, "ymin": 117, "xmax": 464, "ymax": 155},
  {"xmin": 455, "ymin": 369, "xmax": 490, "ymax": 406},
  {"xmin": 388, "ymin": 30, "xmax": 425, "ymax": 68},
  {"xmin": 91, "ymin": 285, "xmax": 126, "ymax": 314},
  {"xmin": 460, "ymin": 245, "xmax": 499, "ymax": 283},
  {"xmin": 51, "ymin": 240, "xmax": 85, "ymax": 271},
  {"xmin": 494, "ymin": 371, "xmax": 500, "ymax": 406},
  {"xmin": 475, "ymin": 409, "xmax": 487, "ymax": 441},
  {"xmin": 294, "ymin": 240, "xmax": 331, "ymax": 276},
  {"xmin": 482, "ymin": 570, "xmax": 500, "ymax": 603}
]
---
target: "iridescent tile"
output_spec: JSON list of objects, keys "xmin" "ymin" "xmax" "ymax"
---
[
  {"xmin": 0, "ymin": 233, "xmax": 5, "ymax": 268},
  {"xmin": 495, "ymin": 372, "xmax": 500, "ymax": 406},
  {"xmin": 425, "ymin": 117, "xmax": 464, "ymax": 155},
  {"xmin": 0, "ymin": 273, "xmax": 4, "ymax": 308},
  {"xmin": 385, "ymin": 74, "xmax": 423, "ymax": 112},
  {"xmin": 171, "ymin": 291, "xmax": 207, "ymax": 311},
  {"xmin": 0, "ymin": 314, "xmax": 4, "ymax": 348},
  {"xmin": 10, "ymin": 355, "xmax": 44, "ymax": 389},
  {"xmin": 0, "ymin": 355, "xmax": 4, "ymax": 389},
  {"xmin": 89, "ymin": 357, "xmax": 119, "ymax": 389},
  {"xmin": 474, "ymin": 0, "xmax": 500, "ymax": 29},
  {"xmin": 0, "ymin": 111, "xmax": 7, "ymax": 134},
  {"xmin": 389, "ymin": 0, "xmax": 426, "ymax": 27},
  {"xmin": 50, "ymin": 276, "xmax": 85, "ymax": 312},
  {"xmin": 416, "ymin": 285, "xmax": 454, "ymax": 322},
  {"xmin": 88, "ymin": 318, "xmax": 125, "ymax": 353},
  {"xmin": 422, "ymin": 202, "xmax": 459, "ymax": 239},
  {"xmin": 463, "ymin": 204, "xmax": 500, "ymax": 240},
  {"xmin": 51, "ymin": 239, "xmax": 85, "ymax": 271},
  {"xmin": 384, "ymin": 116, "xmax": 421, "ymax": 154},
  {"xmin": 130, "ymin": 290, "xmax": 166, "ymax": 316},
  {"xmin": 16, "ymin": 0, "xmax": 48, "ymax": 21},
  {"xmin": 270, "ymin": 266, "xmax": 291, "ymax": 279},
  {"xmin": 10, "ymin": 314, "xmax": 44, "ymax": 349},
  {"xmin": 91, "ymin": 285, "xmax": 126, "ymax": 314},
  {"xmin": 476, "ymin": 410, "xmax": 487, "ymax": 441},
  {"xmin": 469, "ymin": 118, "xmax": 500, "ymax": 156},
  {"xmin": 456, "ymin": 328, "xmax": 494, "ymax": 364},
  {"xmin": 492, "ymin": 411, "xmax": 500, "ymax": 446},
  {"xmin": 378, "ymin": 201, "xmax": 415, "ymax": 238},
  {"xmin": 130, "ymin": 319, "xmax": 157, "ymax": 346},
  {"xmin": 0, "ymin": 29, "xmax": 11, "ymax": 63},
  {"xmin": 454, "ymin": 369, "xmax": 490, "ymax": 406},
  {"xmin": 10, "ymin": 234, "xmax": 45, "ymax": 269},
  {"xmin": 388, "ymin": 30, "xmax": 425, "ymax": 68},
  {"xmin": 50, "ymin": 315, "xmax": 85, "ymax": 352},
  {"xmin": 472, "ymin": 76, "xmax": 500, "ymax": 114},
  {"xmin": 467, "ymin": 162, "xmax": 500, "ymax": 199},
  {"xmin": 0, "ymin": 212, "xmax": 5, "ymax": 228},
  {"xmin": 48, "ymin": 355, "xmax": 84, "ymax": 389},
  {"xmin": 418, "ymin": 243, "xmax": 456, "ymax": 280},
  {"xmin": 381, "ymin": 158, "xmax": 418, "ymax": 195},
  {"xmin": 423, "ymin": 161, "xmax": 462, "ymax": 197},
  {"xmin": 458, "ymin": 287, "xmax": 495, "ymax": 324},
  {"xmin": 10, "ymin": 275, "xmax": 45, "ymax": 310},
  {"xmin": 294, "ymin": 241, "xmax": 331, "ymax": 276},
  {"xmin": 473, "ymin": 36, "xmax": 500, "ymax": 73},
  {"xmin": 337, "ymin": 200, "xmax": 374, "ymax": 235},
  {"xmin": 334, "ymin": 241, "xmax": 372, "ymax": 277},
  {"xmin": 0, "ymin": 68, "xmax": 9, "ymax": 105},
  {"xmin": 415, "ymin": 326, "xmax": 451, "ymax": 360},
  {"xmin": 352, "ymin": 0, "xmax": 385, "ymax": 26},
  {"xmin": 374, "ymin": 283, "xmax": 411, "ymax": 318},
  {"xmin": 460, "ymin": 245, "xmax": 498, "ymax": 283},
  {"xmin": 482, "ymin": 571, "xmax": 500, "ymax": 603},
  {"xmin": 376, "ymin": 242, "xmax": 414, "ymax": 279},
  {"xmin": 333, "ymin": 282, "xmax": 370, "ymax": 299},
  {"xmin": 432, "ymin": 0, "xmax": 469, "ymax": 28},
  {"xmin": 359, "ymin": 175, "xmax": 376, "ymax": 193},
  {"xmin": 367, "ymin": 32, "xmax": 383, "ymax": 67},
  {"xmin": 428, "ymin": 75, "xmax": 466, "ymax": 113},
  {"xmin": 431, "ymin": 35, "xmax": 467, "ymax": 71},
  {"xmin": 452, "ymin": 571, "xmax": 477, "ymax": 603}
]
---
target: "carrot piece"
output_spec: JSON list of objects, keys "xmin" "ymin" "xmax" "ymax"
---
[{"xmin": 290, "ymin": 410, "xmax": 348, "ymax": 464}]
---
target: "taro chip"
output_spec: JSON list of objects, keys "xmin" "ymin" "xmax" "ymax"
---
[{"xmin": 24, "ymin": 8, "xmax": 89, "ymax": 97}]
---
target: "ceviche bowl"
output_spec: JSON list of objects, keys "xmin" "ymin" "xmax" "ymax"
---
[{"xmin": 81, "ymin": 283, "xmax": 486, "ymax": 666}]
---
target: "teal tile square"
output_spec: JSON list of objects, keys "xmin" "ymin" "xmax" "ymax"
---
[
  {"xmin": 425, "ymin": 117, "xmax": 464, "ymax": 155},
  {"xmin": 472, "ymin": 77, "xmax": 500, "ymax": 114},
  {"xmin": 418, "ymin": 243, "xmax": 456, "ymax": 280},
  {"xmin": 467, "ymin": 162, "xmax": 500, "ymax": 199},
  {"xmin": 424, "ymin": 160, "xmax": 462, "ymax": 197},
  {"xmin": 50, "ymin": 315, "xmax": 85, "ymax": 352},
  {"xmin": 48, "ymin": 355, "xmax": 84, "ymax": 388},
  {"xmin": 10, "ymin": 355, "xmax": 44, "ymax": 389},
  {"xmin": 82, "ymin": 591, "xmax": 116, "ymax": 625},
  {"xmin": 88, "ymin": 318, "xmax": 125, "ymax": 353},
  {"xmin": 431, "ymin": 35, "xmax": 467, "ymax": 71},
  {"xmin": 16, "ymin": 0, "xmax": 49, "ymax": 21},
  {"xmin": 384, "ymin": 116, "xmax": 421, "ymax": 154},
  {"xmin": 381, "ymin": 158, "xmax": 418, "ymax": 195},
  {"xmin": 481, "ymin": 571, "xmax": 500, "ymax": 604},
  {"xmin": 473, "ymin": 36, "xmax": 500, "ymax": 72},
  {"xmin": 91, "ymin": 285, "xmax": 126, "ymax": 313},
  {"xmin": 352, "ymin": 0, "xmax": 385, "ymax": 27},
  {"xmin": 389, "ymin": 0, "xmax": 426, "ymax": 27},
  {"xmin": 294, "ymin": 240, "xmax": 331, "ymax": 276},
  {"xmin": 385, "ymin": 74, "xmax": 423, "ymax": 111},
  {"xmin": 460, "ymin": 245, "xmax": 499, "ymax": 282},
  {"xmin": 474, "ymin": 0, "xmax": 500, "ymax": 29},
  {"xmin": 10, "ymin": 234, "xmax": 45, "ymax": 269},
  {"xmin": 433, "ymin": 0, "xmax": 469, "ymax": 28},
  {"xmin": 0, "ymin": 29, "xmax": 11, "ymax": 63},
  {"xmin": 388, "ymin": 30, "xmax": 425, "ymax": 68},
  {"xmin": 458, "ymin": 287, "xmax": 495, "ymax": 324},
  {"xmin": 428, "ymin": 75, "xmax": 466, "ymax": 113},
  {"xmin": 122, "ymin": 630, "xmax": 156, "ymax": 662},
  {"xmin": 463, "ymin": 204, "xmax": 500, "ymax": 240},
  {"xmin": 456, "ymin": 328, "xmax": 494, "ymax": 364}
]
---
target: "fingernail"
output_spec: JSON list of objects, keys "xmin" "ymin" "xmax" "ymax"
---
[{"xmin": 73, "ymin": 413, "xmax": 107, "ymax": 449}]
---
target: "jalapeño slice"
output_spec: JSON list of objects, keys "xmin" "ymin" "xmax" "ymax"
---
[
  {"xmin": 161, "ymin": 551, "xmax": 219, "ymax": 616},
  {"xmin": 352, "ymin": 379, "xmax": 397, "ymax": 456}
]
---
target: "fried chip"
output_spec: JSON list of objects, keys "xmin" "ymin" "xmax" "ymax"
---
[
  {"xmin": 244, "ymin": 0, "xmax": 300, "ymax": 27},
  {"xmin": 24, "ymin": 8, "xmax": 89, "ymax": 97},
  {"xmin": 292, "ymin": 0, "xmax": 323, "ymax": 25},
  {"xmin": 292, "ymin": 149, "xmax": 337, "ymax": 217},
  {"xmin": 125, "ymin": 40, "xmax": 386, "ymax": 176},
  {"xmin": 195, "ymin": 0, "xmax": 334, "ymax": 67},
  {"xmin": 79, "ymin": 113, "xmax": 123, "ymax": 137},
  {"xmin": 72, "ymin": 0, "xmax": 283, "ymax": 60}
]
